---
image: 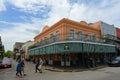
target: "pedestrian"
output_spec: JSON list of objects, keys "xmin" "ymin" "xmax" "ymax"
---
[
  {"xmin": 16, "ymin": 60, "xmax": 22, "ymax": 77},
  {"xmin": 43, "ymin": 59, "xmax": 46, "ymax": 69},
  {"xmin": 35, "ymin": 58, "xmax": 40, "ymax": 73},
  {"xmin": 21, "ymin": 58, "xmax": 25, "ymax": 76},
  {"xmin": 39, "ymin": 58, "xmax": 43, "ymax": 73}
]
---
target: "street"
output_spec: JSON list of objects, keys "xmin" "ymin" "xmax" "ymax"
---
[{"xmin": 0, "ymin": 60, "xmax": 120, "ymax": 80}]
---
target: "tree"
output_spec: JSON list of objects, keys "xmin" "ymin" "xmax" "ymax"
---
[{"xmin": 3, "ymin": 50, "xmax": 12, "ymax": 58}]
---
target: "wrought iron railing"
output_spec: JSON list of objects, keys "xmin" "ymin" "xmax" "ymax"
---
[{"xmin": 28, "ymin": 33, "xmax": 113, "ymax": 49}]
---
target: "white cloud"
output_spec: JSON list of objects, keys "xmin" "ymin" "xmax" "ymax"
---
[
  {"xmin": 0, "ymin": 18, "xmax": 44, "ymax": 50},
  {"xmin": 4, "ymin": 0, "xmax": 120, "ymax": 26},
  {"xmin": 0, "ymin": 0, "xmax": 6, "ymax": 11},
  {"xmin": 1, "ymin": 0, "xmax": 120, "ymax": 51},
  {"xmin": 6, "ymin": 0, "xmax": 49, "ymax": 14},
  {"xmin": 43, "ymin": 0, "xmax": 71, "ymax": 26},
  {"xmin": 35, "ymin": 0, "xmax": 120, "ymax": 27}
]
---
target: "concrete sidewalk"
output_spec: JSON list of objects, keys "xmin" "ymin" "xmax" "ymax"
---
[{"xmin": 45, "ymin": 65, "xmax": 107, "ymax": 72}]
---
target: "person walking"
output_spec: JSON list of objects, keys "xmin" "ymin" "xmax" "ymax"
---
[
  {"xmin": 39, "ymin": 58, "xmax": 43, "ymax": 73},
  {"xmin": 16, "ymin": 60, "xmax": 22, "ymax": 77},
  {"xmin": 35, "ymin": 58, "xmax": 40, "ymax": 73},
  {"xmin": 21, "ymin": 58, "xmax": 25, "ymax": 76}
]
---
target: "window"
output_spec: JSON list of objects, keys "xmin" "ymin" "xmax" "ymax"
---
[
  {"xmin": 79, "ymin": 31, "xmax": 84, "ymax": 40},
  {"xmin": 61, "ymin": 54, "xmax": 65, "ymax": 61},
  {"xmin": 44, "ymin": 37, "xmax": 47, "ymax": 44},
  {"xmin": 50, "ymin": 34, "xmax": 53, "ymax": 43},
  {"xmin": 66, "ymin": 54, "xmax": 70, "ymax": 62},
  {"xmin": 87, "ymin": 33, "xmax": 92, "ymax": 40},
  {"xmin": 40, "ymin": 39, "xmax": 42, "ymax": 45},
  {"xmin": 70, "ymin": 29, "xmax": 75, "ymax": 40},
  {"xmin": 55, "ymin": 31, "xmax": 59, "ymax": 42},
  {"xmin": 93, "ymin": 34, "xmax": 98, "ymax": 41}
]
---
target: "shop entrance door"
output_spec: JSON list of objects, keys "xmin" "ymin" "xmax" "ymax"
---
[{"xmin": 61, "ymin": 54, "xmax": 70, "ymax": 66}]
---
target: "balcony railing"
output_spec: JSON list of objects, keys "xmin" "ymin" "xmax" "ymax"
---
[{"xmin": 28, "ymin": 33, "xmax": 108, "ymax": 49}]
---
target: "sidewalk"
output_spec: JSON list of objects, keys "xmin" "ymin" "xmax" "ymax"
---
[{"xmin": 45, "ymin": 65, "xmax": 107, "ymax": 72}]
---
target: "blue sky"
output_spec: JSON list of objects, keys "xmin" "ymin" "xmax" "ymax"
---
[{"xmin": 0, "ymin": 0, "xmax": 120, "ymax": 51}]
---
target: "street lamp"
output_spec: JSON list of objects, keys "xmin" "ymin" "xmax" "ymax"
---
[{"xmin": 64, "ymin": 44, "xmax": 69, "ymax": 67}]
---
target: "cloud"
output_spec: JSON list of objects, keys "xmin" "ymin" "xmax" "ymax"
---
[
  {"xmin": 0, "ymin": 0, "xmax": 6, "ymax": 11},
  {"xmin": 25, "ymin": 29, "xmax": 39, "ymax": 34},
  {"xmin": 0, "ymin": 17, "xmax": 45, "ymax": 50},
  {"xmin": 3, "ymin": 0, "xmax": 120, "ymax": 27},
  {"xmin": 6, "ymin": 0, "xmax": 50, "ymax": 14},
  {"xmin": 1, "ymin": 0, "xmax": 120, "ymax": 51}
]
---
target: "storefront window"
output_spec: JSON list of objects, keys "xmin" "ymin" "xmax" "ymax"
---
[
  {"xmin": 61, "ymin": 55, "xmax": 65, "ymax": 61},
  {"xmin": 66, "ymin": 54, "xmax": 70, "ymax": 62}
]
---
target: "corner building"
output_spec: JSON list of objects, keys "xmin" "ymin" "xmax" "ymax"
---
[{"xmin": 29, "ymin": 18, "xmax": 116, "ymax": 67}]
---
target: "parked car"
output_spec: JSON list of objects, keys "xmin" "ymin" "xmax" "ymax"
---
[
  {"xmin": 108, "ymin": 56, "xmax": 120, "ymax": 67},
  {"xmin": 0, "ymin": 57, "xmax": 12, "ymax": 68}
]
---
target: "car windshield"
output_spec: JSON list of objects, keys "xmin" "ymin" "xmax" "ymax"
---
[
  {"xmin": 2, "ymin": 57, "xmax": 10, "ymax": 63},
  {"xmin": 114, "ymin": 57, "xmax": 120, "ymax": 61}
]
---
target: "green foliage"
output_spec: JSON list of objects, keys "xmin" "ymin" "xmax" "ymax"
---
[{"xmin": 3, "ymin": 50, "xmax": 12, "ymax": 57}]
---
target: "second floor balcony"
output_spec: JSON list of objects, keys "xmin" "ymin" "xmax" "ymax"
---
[{"xmin": 29, "ymin": 33, "xmax": 116, "ymax": 49}]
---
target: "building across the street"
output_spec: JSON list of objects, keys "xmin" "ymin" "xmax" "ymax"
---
[
  {"xmin": 13, "ymin": 42, "xmax": 24, "ymax": 60},
  {"xmin": 22, "ymin": 40, "xmax": 34, "ymax": 59},
  {"xmin": 28, "ymin": 18, "xmax": 118, "ymax": 67}
]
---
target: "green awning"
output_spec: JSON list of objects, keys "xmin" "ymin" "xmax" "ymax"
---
[
  {"xmin": 83, "ymin": 43, "xmax": 94, "ymax": 53},
  {"xmin": 29, "ymin": 50, "xmax": 34, "ymax": 55},
  {"xmin": 34, "ymin": 48, "xmax": 39, "ymax": 55},
  {"xmin": 29, "ymin": 42, "xmax": 116, "ymax": 55}
]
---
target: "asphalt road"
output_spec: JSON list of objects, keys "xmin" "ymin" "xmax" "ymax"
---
[{"xmin": 0, "ymin": 59, "xmax": 120, "ymax": 80}]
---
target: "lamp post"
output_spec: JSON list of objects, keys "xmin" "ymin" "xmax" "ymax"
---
[{"xmin": 64, "ymin": 44, "xmax": 69, "ymax": 67}]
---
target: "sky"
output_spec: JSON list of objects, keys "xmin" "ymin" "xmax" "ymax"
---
[{"xmin": 0, "ymin": 0, "xmax": 120, "ymax": 51}]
